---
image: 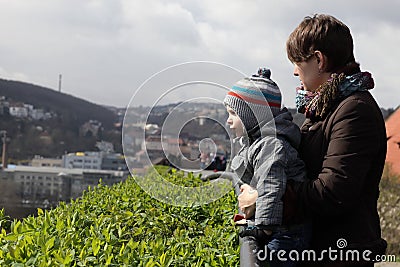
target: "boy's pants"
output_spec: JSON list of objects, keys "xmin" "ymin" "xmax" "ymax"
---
[{"xmin": 243, "ymin": 223, "xmax": 312, "ymax": 267}]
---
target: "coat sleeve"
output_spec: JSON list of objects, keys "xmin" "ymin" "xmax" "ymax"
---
[
  {"xmin": 299, "ymin": 97, "xmax": 384, "ymax": 216},
  {"xmin": 251, "ymin": 138, "xmax": 287, "ymax": 226}
]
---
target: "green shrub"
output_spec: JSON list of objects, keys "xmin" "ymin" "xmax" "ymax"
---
[
  {"xmin": 379, "ymin": 167, "xmax": 400, "ymax": 259},
  {"xmin": 2, "ymin": 164, "xmax": 397, "ymax": 266},
  {"xmin": 0, "ymin": 167, "xmax": 240, "ymax": 266}
]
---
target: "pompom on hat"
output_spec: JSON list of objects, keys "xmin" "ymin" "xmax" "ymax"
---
[{"xmin": 224, "ymin": 68, "xmax": 282, "ymax": 131}]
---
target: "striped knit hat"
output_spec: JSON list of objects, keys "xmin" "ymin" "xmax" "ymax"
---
[{"xmin": 224, "ymin": 68, "xmax": 281, "ymax": 131}]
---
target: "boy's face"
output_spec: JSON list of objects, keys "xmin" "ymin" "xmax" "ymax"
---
[{"xmin": 226, "ymin": 106, "xmax": 245, "ymax": 137}]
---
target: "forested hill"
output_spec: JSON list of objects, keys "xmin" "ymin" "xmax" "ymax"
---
[
  {"xmin": 0, "ymin": 78, "xmax": 117, "ymax": 129},
  {"xmin": 0, "ymin": 78, "xmax": 121, "ymax": 161}
]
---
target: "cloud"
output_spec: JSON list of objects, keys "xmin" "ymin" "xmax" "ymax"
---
[
  {"xmin": 120, "ymin": 1, "xmax": 200, "ymax": 47},
  {"xmin": 0, "ymin": 67, "xmax": 29, "ymax": 82},
  {"xmin": 355, "ymin": 22, "xmax": 400, "ymax": 108},
  {"xmin": 0, "ymin": 0, "xmax": 398, "ymax": 108}
]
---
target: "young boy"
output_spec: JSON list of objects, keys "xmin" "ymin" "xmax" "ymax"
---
[{"xmin": 225, "ymin": 68, "xmax": 310, "ymax": 267}]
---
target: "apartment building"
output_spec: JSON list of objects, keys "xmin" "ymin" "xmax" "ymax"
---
[{"xmin": 0, "ymin": 166, "xmax": 128, "ymax": 205}]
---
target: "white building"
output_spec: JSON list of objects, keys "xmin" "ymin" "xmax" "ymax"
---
[
  {"xmin": 30, "ymin": 108, "xmax": 45, "ymax": 120},
  {"xmin": 62, "ymin": 151, "xmax": 128, "ymax": 171},
  {"xmin": 62, "ymin": 152, "xmax": 102, "ymax": 169},
  {"xmin": 31, "ymin": 155, "xmax": 62, "ymax": 168},
  {"xmin": 1, "ymin": 165, "xmax": 128, "ymax": 203},
  {"xmin": 9, "ymin": 106, "xmax": 28, "ymax": 118}
]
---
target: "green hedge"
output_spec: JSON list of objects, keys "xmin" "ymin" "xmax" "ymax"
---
[
  {"xmin": 1, "ymin": 165, "xmax": 398, "ymax": 266},
  {"xmin": 378, "ymin": 168, "xmax": 400, "ymax": 258},
  {"xmin": 0, "ymin": 167, "xmax": 240, "ymax": 266}
]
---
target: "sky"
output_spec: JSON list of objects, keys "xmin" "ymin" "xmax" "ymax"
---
[{"xmin": 0, "ymin": 0, "xmax": 399, "ymax": 109}]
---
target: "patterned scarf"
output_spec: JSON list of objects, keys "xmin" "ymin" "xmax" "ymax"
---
[{"xmin": 295, "ymin": 71, "xmax": 374, "ymax": 120}]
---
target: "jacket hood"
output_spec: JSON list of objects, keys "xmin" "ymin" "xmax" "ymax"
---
[{"xmin": 248, "ymin": 107, "xmax": 301, "ymax": 149}]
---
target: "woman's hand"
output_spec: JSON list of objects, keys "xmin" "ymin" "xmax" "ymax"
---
[{"xmin": 238, "ymin": 184, "xmax": 258, "ymax": 219}]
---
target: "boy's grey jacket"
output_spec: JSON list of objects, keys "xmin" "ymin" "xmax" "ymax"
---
[{"xmin": 230, "ymin": 108, "xmax": 305, "ymax": 227}]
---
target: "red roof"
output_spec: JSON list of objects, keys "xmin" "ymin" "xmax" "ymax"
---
[{"xmin": 385, "ymin": 108, "xmax": 400, "ymax": 176}]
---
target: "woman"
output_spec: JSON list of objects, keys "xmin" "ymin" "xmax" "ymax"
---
[{"xmin": 285, "ymin": 14, "xmax": 387, "ymax": 266}]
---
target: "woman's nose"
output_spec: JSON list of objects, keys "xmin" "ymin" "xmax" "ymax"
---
[{"xmin": 293, "ymin": 65, "xmax": 300, "ymax": 77}]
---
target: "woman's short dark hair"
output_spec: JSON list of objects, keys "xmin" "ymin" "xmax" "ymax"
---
[{"xmin": 286, "ymin": 14, "xmax": 355, "ymax": 72}]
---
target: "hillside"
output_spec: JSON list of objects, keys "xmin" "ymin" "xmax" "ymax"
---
[
  {"xmin": 0, "ymin": 78, "xmax": 116, "ymax": 129},
  {"xmin": 0, "ymin": 78, "xmax": 121, "ymax": 161}
]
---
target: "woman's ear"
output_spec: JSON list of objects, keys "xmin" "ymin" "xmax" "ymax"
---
[{"xmin": 314, "ymin": 50, "xmax": 327, "ymax": 72}]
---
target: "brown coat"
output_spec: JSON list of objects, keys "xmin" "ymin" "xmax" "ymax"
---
[{"xmin": 297, "ymin": 91, "xmax": 387, "ymax": 256}]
